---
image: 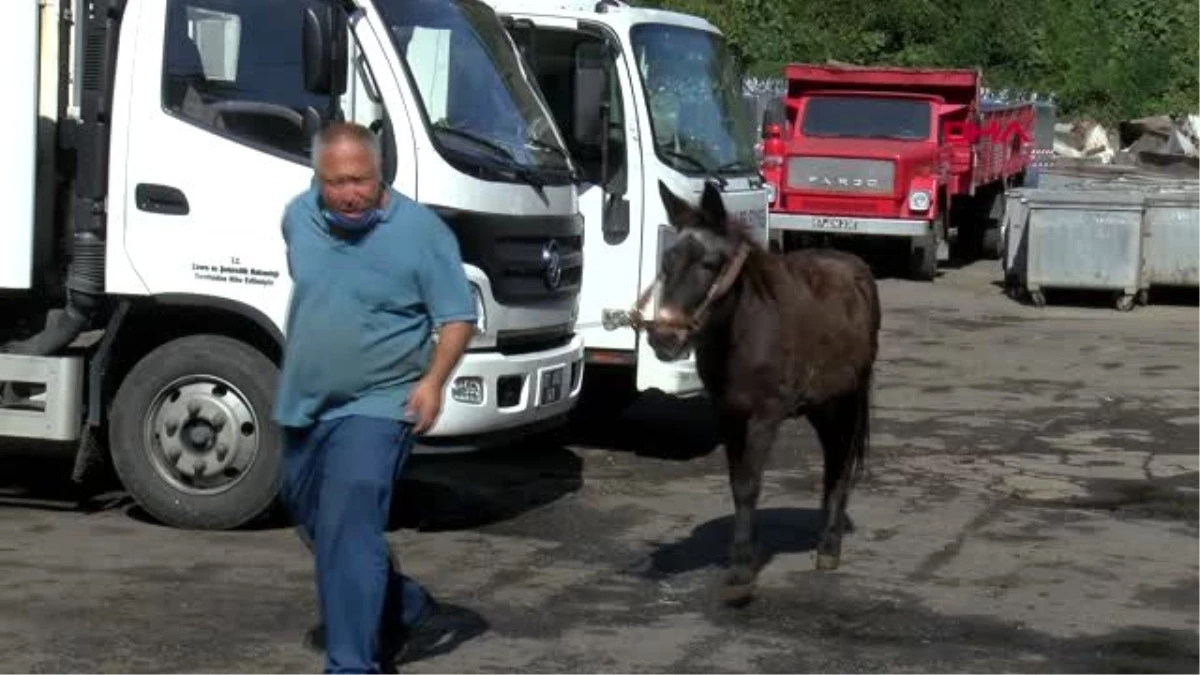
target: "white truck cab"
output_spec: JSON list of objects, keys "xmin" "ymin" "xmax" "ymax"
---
[
  {"xmin": 483, "ymin": 0, "xmax": 769, "ymax": 398},
  {"xmin": 0, "ymin": 0, "xmax": 584, "ymax": 530}
]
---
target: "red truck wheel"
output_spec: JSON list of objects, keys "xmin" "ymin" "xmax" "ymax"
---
[
  {"xmin": 909, "ymin": 243, "xmax": 937, "ymax": 281},
  {"xmin": 981, "ymin": 227, "xmax": 1003, "ymax": 260}
]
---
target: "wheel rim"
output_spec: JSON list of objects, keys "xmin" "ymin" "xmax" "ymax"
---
[{"xmin": 142, "ymin": 374, "xmax": 261, "ymax": 496}]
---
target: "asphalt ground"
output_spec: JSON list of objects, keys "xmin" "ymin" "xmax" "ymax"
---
[{"xmin": 0, "ymin": 259, "xmax": 1196, "ymax": 673}]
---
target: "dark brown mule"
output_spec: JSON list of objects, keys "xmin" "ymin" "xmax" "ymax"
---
[{"xmin": 631, "ymin": 180, "xmax": 881, "ymax": 606}]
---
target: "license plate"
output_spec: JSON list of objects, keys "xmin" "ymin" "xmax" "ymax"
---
[
  {"xmin": 538, "ymin": 366, "xmax": 565, "ymax": 406},
  {"xmin": 812, "ymin": 216, "xmax": 859, "ymax": 231}
]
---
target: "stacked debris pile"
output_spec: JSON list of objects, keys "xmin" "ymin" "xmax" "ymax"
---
[{"xmin": 1054, "ymin": 114, "xmax": 1200, "ymax": 175}]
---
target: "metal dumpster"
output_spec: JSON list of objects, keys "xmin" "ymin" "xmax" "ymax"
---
[
  {"xmin": 1018, "ymin": 189, "xmax": 1147, "ymax": 311},
  {"xmin": 1000, "ymin": 189, "xmax": 1029, "ymax": 296},
  {"xmin": 1141, "ymin": 189, "xmax": 1200, "ymax": 289}
]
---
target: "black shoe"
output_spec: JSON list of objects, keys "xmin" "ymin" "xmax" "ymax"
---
[
  {"xmin": 300, "ymin": 619, "xmax": 403, "ymax": 658},
  {"xmin": 391, "ymin": 599, "xmax": 488, "ymax": 666},
  {"xmin": 302, "ymin": 623, "xmax": 325, "ymax": 653},
  {"xmin": 299, "ymin": 597, "xmax": 439, "ymax": 660},
  {"xmin": 300, "ymin": 597, "xmax": 485, "ymax": 667}
]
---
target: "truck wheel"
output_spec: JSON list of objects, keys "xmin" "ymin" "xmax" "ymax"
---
[
  {"xmin": 951, "ymin": 226, "xmax": 982, "ymax": 262},
  {"xmin": 980, "ymin": 226, "xmax": 1003, "ymax": 260},
  {"xmin": 108, "ymin": 334, "xmax": 282, "ymax": 530},
  {"xmin": 908, "ymin": 240, "xmax": 937, "ymax": 281}
]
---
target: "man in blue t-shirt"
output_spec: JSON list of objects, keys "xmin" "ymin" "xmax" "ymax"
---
[{"xmin": 273, "ymin": 121, "xmax": 477, "ymax": 673}]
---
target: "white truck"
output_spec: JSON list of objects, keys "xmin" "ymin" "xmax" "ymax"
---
[
  {"xmin": 483, "ymin": 0, "xmax": 770, "ymax": 404},
  {"xmin": 0, "ymin": 0, "xmax": 586, "ymax": 530}
]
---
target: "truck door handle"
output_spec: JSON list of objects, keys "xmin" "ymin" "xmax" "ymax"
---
[{"xmin": 135, "ymin": 183, "xmax": 190, "ymax": 215}]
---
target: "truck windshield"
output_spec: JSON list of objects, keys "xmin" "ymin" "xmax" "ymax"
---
[
  {"xmin": 374, "ymin": 0, "xmax": 574, "ymax": 182},
  {"xmin": 802, "ymin": 96, "xmax": 932, "ymax": 141},
  {"xmin": 629, "ymin": 23, "xmax": 758, "ymax": 177}
]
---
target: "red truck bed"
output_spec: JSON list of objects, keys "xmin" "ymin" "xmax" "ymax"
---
[
  {"xmin": 783, "ymin": 63, "xmax": 980, "ymax": 107},
  {"xmin": 969, "ymin": 103, "xmax": 1036, "ymax": 188}
]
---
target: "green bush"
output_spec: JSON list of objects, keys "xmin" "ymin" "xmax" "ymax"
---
[{"xmin": 640, "ymin": 0, "xmax": 1198, "ymax": 124}]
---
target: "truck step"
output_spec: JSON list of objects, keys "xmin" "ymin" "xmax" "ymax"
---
[{"xmin": 0, "ymin": 354, "xmax": 83, "ymax": 441}]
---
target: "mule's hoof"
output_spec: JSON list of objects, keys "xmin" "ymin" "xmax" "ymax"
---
[
  {"xmin": 814, "ymin": 552, "xmax": 841, "ymax": 570},
  {"xmin": 721, "ymin": 581, "xmax": 756, "ymax": 607}
]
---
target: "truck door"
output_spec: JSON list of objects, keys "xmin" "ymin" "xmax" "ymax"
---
[
  {"xmin": 116, "ymin": 0, "xmax": 414, "ymax": 333},
  {"xmin": 508, "ymin": 20, "xmax": 645, "ymax": 358}
]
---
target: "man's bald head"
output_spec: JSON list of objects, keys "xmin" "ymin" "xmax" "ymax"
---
[
  {"xmin": 312, "ymin": 122, "xmax": 386, "ymax": 218},
  {"xmin": 312, "ymin": 122, "xmax": 382, "ymax": 176}
]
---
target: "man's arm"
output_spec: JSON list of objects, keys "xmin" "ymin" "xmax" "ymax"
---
[
  {"xmin": 422, "ymin": 321, "xmax": 474, "ymax": 390},
  {"xmin": 406, "ymin": 211, "xmax": 480, "ymax": 432}
]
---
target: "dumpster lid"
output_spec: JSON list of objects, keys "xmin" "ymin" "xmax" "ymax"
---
[
  {"xmin": 1022, "ymin": 188, "xmax": 1147, "ymax": 208},
  {"xmin": 1146, "ymin": 189, "xmax": 1200, "ymax": 206}
]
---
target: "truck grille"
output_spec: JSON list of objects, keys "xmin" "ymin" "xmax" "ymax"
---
[
  {"xmin": 495, "ymin": 323, "xmax": 574, "ymax": 355},
  {"xmin": 493, "ymin": 235, "xmax": 583, "ymax": 304},
  {"xmin": 785, "ymin": 157, "xmax": 895, "ymax": 194},
  {"xmin": 432, "ymin": 207, "xmax": 583, "ymax": 306}
]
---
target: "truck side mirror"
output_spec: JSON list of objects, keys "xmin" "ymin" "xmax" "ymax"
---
[
  {"xmin": 301, "ymin": 1, "xmax": 348, "ymax": 97},
  {"xmin": 761, "ymin": 101, "xmax": 786, "ymax": 139}
]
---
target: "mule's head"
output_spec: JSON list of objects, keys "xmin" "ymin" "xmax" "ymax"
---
[{"xmin": 647, "ymin": 179, "xmax": 741, "ymax": 362}]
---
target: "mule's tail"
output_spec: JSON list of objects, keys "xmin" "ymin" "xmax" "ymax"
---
[{"xmin": 847, "ymin": 368, "xmax": 872, "ymax": 484}]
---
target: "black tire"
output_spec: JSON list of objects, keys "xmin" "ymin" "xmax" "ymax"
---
[
  {"xmin": 981, "ymin": 226, "xmax": 1003, "ymax": 260},
  {"xmin": 951, "ymin": 225, "xmax": 983, "ymax": 262},
  {"xmin": 108, "ymin": 334, "xmax": 283, "ymax": 530},
  {"xmin": 908, "ymin": 241, "xmax": 937, "ymax": 281}
]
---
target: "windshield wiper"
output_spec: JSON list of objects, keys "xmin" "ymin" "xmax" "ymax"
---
[
  {"xmin": 714, "ymin": 159, "xmax": 759, "ymax": 175},
  {"xmin": 524, "ymin": 137, "xmax": 582, "ymax": 183},
  {"xmin": 433, "ymin": 122, "xmax": 545, "ymax": 190},
  {"xmin": 432, "ymin": 122, "xmax": 517, "ymax": 162},
  {"xmin": 655, "ymin": 145, "xmax": 728, "ymax": 187},
  {"xmin": 524, "ymin": 136, "xmax": 568, "ymax": 161}
]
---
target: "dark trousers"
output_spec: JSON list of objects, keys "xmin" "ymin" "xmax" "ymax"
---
[{"xmin": 282, "ymin": 415, "xmax": 429, "ymax": 673}]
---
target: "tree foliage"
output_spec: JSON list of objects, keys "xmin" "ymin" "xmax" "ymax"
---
[{"xmin": 640, "ymin": 0, "xmax": 1198, "ymax": 123}]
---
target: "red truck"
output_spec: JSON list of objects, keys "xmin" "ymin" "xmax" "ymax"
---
[{"xmin": 759, "ymin": 63, "xmax": 1035, "ymax": 280}]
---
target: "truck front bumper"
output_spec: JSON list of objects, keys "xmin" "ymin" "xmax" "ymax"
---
[
  {"xmin": 769, "ymin": 213, "xmax": 933, "ymax": 239},
  {"xmin": 414, "ymin": 334, "xmax": 585, "ymax": 454}
]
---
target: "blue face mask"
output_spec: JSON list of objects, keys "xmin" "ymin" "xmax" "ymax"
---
[{"xmin": 321, "ymin": 206, "xmax": 384, "ymax": 234}]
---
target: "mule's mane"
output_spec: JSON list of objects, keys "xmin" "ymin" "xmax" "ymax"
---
[{"xmin": 721, "ymin": 214, "xmax": 779, "ymax": 304}]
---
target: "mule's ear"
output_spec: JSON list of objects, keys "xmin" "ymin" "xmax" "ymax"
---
[
  {"xmin": 659, "ymin": 180, "xmax": 694, "ymax": 230},
  {"xmin": 698, "ymin": 179, "xmax": 728, "ymax": 231}
]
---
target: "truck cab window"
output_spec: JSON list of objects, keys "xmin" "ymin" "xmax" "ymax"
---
[
  {"xmin": 801, "ymin": 96, "xmax": 932, "ymax": 141},
  {"xmin": 630, "ymin": 23, "xmax": 757, "ymax": 176},
  {"xmin": 517, "ymin": 27, "xmax": 625, "ymax": 188},
  {"xmin": 376, "ymin": 0, "xmax": 574, "ymax": 184},
  {"xmin": 161, "ymin": 0, "xmax": 347, "ymax": 163},
  {"xmin": 344, "ymin": 46, "xmax": 398, "ymax": 184}
]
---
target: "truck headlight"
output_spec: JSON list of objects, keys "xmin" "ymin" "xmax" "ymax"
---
[
  {"xmin": 908, "ymin": 190, "xmax": 932, "ymax": 212},
  {"xmin": 765, "ymin": 182, "xmax": 777, "ymax": 205},
  {"xmin": 470, "ymin": 283, "xmax": 487, "ymax": 335}
]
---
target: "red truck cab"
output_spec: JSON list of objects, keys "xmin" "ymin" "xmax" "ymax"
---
[{"xmin": 761, "ymin": 63, "xmax": 1034, "ymax": 280}]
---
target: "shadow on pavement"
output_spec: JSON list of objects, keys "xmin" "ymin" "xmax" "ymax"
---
[
  {"xmin": 630, "ymin": 506, "xmax": 844, "ymax": 580},
  {"xmin": 390, "ymin": 442, "xmax": 584, "ymax": 533},
  {"xmin": 564, "ymin": 363, "xmax": 723, "ymax": 462},
  {"xmin": 0, "ymin": 447, "xmax": 80, "ymax": 506},
  {"xmin": 0, "ymin": 437, "xmax": 586, "ymax": 535}
]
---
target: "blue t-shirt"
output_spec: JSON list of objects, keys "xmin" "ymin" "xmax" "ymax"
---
[{"xmin": 271, "ymin": 184, "xmax": 478, "ymax": 429}]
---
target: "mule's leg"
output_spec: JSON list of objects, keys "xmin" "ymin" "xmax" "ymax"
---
[
  {"xmin": 721, "ymin": 413, "xmax": 780, "ymax": 605},
  {"xmin": 808, "ymin": 392, "xmax": 866, "ymax": 571}
]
